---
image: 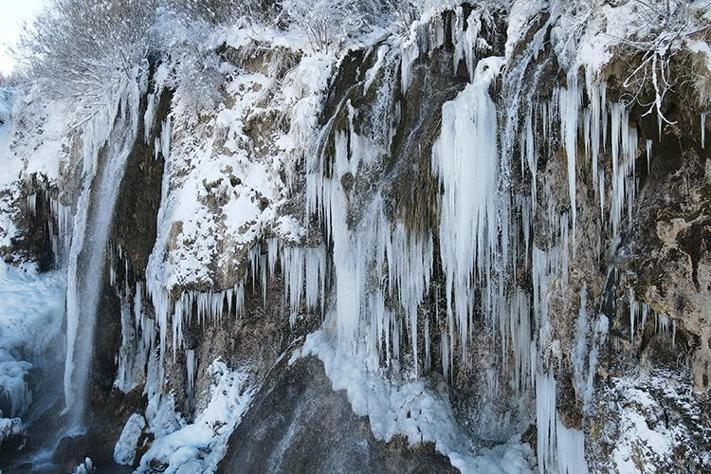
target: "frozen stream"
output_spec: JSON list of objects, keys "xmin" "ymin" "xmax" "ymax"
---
[{"xmin": 0, "ymin": 261, "xmax": 65, "ymax": 450}]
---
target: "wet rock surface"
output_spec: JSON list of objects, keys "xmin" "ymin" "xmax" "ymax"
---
[{"xmin": 220, "ymin": 356, "xmax": 458, "ymax": 474}]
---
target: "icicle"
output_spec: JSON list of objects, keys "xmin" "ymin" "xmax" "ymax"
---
[
  {"xmin": 234, "ymin": 282, "xmax": 245, "ymax": 317},
  {"xmin": 556, "ymin": 419, "xmax": 588, "ymax": 474},
  {"xmin": 401, "ymin": 33, "xmax": 419, "ymax": 92},
  {"xmin": 599, "ymin": 169, "xmax": 605, "ymax": 222},
  {"xmin": 510, "ymin": 288, "xmax": 532, "ymax": 393},
  {"xmin": 702, "ymin": 112, "xmax": 707, "ymax": 149},
  {"xmin": 629, "ymin": 287, "xmax": 637, "ymax": 340},
  {"xmin": 424, "ymin": 312, "xmax": 431, "ymax": 373},
  {"xmin": 433, "ymin": 57, "xmax": 503, "ymax": 358},
  {"xmin": 160, "ymin": 116, "xmax": 171, "ymax": 160},
  {"xmin": 26, "ymin": 193, "xmax": 37, "ymax": 216},
  {"xmin": 536, "ymin": 371, "xmax": 557, "ymax": 474},
  {"xmin": 186, "ymin": 349, "xmax": 196, "ymax": 397},
  {"xmin": 656, "ymin": 313, "xmax": 671, "ymax": 337},
  {"xmin": 559, "ymin": 70, "xmax": 581, "ymax": 246},
  {"xmin": 608, "ymin": 103, "xmax": 638, "ymax": 236},
  {"xmin": 452, "ymin": 6, "xmax": 481, "ymax": 81},
  {"xmin": 672, "ymin": 319, "xmax": 677, "ymax": 347},
  {"xmin": 589, "ymin": 83, "xmax": 603, "ymax": 190},
  {"xmin": 583, "ymin": 315, "xmax": 608, "ymax": 412},
  {"xmin": 144, "ymin": 93, "xmax": 156, "ymax": 144},
  {"xmin": 524, "ymin": 111, "xmax": 537, "ymax": 213},
  {"xmin": 572, "ymin": 285, "xmax": 588, "ymax": 396},
  {"xmin": 281, "ymin": 246, "xmax": 305, "ymax": 327},
  {"xmin": 646, "ymin": 139, "xmax": 653, "ymax": 172},
  {"xmin": 441, "ymin": 329, "xmax": 450, "ymax": 380}
]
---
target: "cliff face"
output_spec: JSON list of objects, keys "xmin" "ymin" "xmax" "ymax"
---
[{"xmin": 0, "ymin": 1, "xmax": 709, "ymax": 473}]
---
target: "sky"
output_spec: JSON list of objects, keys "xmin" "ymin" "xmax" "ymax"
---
[{"xmin": 0, "ymin": 0, "xmax": 47, "ymax": 76}]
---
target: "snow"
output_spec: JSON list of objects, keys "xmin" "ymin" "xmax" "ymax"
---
[
  {"xmin": 137, "ymin": 360, "xmax": 256, "ymax": 474},
  {"xmin": 559, "ymin": 69, "xmax": 581, "ymax": 244},
  {"xmin": 504, "ymin": 0, "xmax": 547, "ymax": 60},
  {"xmin": 71, "ymin": 457, "xmax": 93, "ymax": 474},
  {"xmin": 687, "ymin": 38, "xmax": 711, "ymax": 73},
  {"xmin": 114, "ymin": 413, "xmax": 146, "ymax": 466},
  {"xmin": 0, "ymin": 416, "xmax": 24, "ymax": 445},
  {"xmin": 602, "ymin": 369, "xmax": 708, "ymax": 473},
  {"xmin": 145, "ymin": 42, "xmax": 336, "ymax": 370},
  {"xmin": 0, "ymin": 2, "xmax": 707, "ymax": 472}
]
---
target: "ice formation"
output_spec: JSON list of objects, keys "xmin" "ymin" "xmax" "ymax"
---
[
  {"xmin": 0, "ymin": 0, "xmax": 708, "ymax": 472},
  {"xmin": 0, "ymin": 261, "xmax": 65, "ymax": 452}
]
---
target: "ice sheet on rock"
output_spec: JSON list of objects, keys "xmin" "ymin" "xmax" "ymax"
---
[{"xmin": 298, "ymin": 331, "xmax": 534, "ymax": 474}]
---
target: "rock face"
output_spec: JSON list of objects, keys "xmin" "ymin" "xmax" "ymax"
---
[
  {"xmin": 221, "ymin": 356, "xmax": 458, "ymax": 474},
  {"xmin": 0, "ymin": 1, "xmax": 709, "ymax": 473}
]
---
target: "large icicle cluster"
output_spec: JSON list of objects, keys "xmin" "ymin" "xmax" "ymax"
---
[{"xmin": 131, "ymin": 4, "xmax": 690, "ymax": 469}]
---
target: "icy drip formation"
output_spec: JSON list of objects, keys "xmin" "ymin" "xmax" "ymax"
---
[
  {"xmin": 530, "ymin": 243, "xmax": 590, "ymax": 474},
  {"xmin": 320, "ymin": 126, "xmax": 433, "ymax": 372},
  {"xmin": 559, "ymin": 71, "xmax": 582, "ymax": 243},
  {"xmin": 432, "ymin": 57, "xmax": 503, "ymax": 360},
  {"xmin": 452, "ymin": 5, "xmax": 484, "ymax": 82},
  {"xmin": 628, "ymin": 290, "xmax": 677, "ymax": 346},
  {"xmin": 522, "ymin": 91, "xmax": 641, "ymax": 473},
  {"xmin": 557, "ymin": 73, "xmax": 640, "ymax": 244},
  {"xmin": 399, "ymin": 4, "xmax": 493, "ymax": 95},
  {"xmin": 63, "ymin": 76, "xmax": 143, "ymax": 427},
  {"xmin": 112, "ymin": 7, "xmax": 658, "ymax": 470},
  {"xmin": 148, "ymin": 233, "xmax": 326, "ymax": 369},
  {"xmin": 114, "ymin": 278, "xmax": 148, "ymax": 393},
  {"xmin": 245, "ymin": 240, "xmax": 327, "ymax": 329}
]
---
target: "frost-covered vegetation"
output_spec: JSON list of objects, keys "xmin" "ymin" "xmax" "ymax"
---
[{"xmin": 9, "ymin": 0, "xmax": 709, "ymax": 116}]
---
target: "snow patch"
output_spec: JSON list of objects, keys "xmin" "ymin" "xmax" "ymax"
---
[
  {"xmin": 114, "ymin": 413, "xmax": 146, "ymax": 466},
  {"xmin": 137, "ymin": 360, "xmax": 256, "ymax": 474}
]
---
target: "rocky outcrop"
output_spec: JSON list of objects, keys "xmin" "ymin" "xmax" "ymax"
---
[{"xmin": 220, "ymin": 356, "xmax": 458, "ymax": 473}]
